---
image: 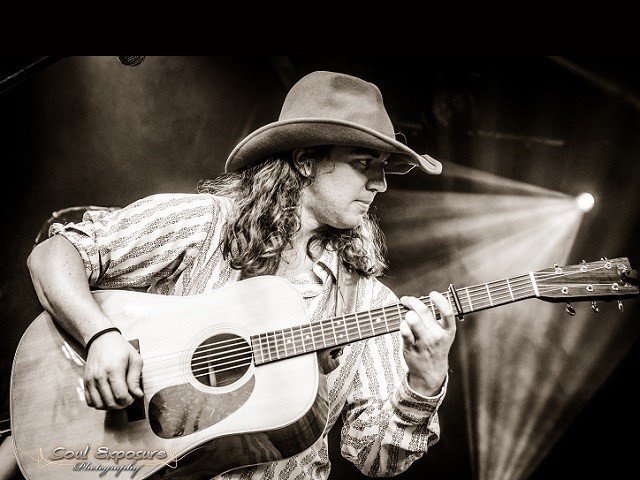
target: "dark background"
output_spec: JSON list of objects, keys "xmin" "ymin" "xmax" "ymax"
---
[{"xmin": 1, "ymin": 56, "xmax": 639, "ymax": 479}]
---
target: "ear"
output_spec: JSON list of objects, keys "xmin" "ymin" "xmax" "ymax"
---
[{"xmin": 292, "ymin": 148, "xmax": 314, "ymax": 177}]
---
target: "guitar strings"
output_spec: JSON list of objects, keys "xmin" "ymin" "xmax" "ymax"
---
[
  {"xmin": 142, "ymin": 281, "xmax": 597, "ymax": 385},
  {"xmin": 143, "ymin": 264, "xmax": 613, "ymax": 370},
  {"xmin": 142, "ymin": 274, "xmax": 539, "ymax": 366},
  {"xmin": 143, "ymin": 275, "xmax": 538, "ymax": 373},
  {"xmin": 146, "ymin": 283, "xmax": 574, "ymax": 385},
  {"xmin": 142, "ymin": 265, "xmax": 616, "ymax": 376}
]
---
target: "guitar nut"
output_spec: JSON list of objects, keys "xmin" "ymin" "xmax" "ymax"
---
[
  {"xmin": 561, "ymin": 287, "xmax": 569, "ymax": 294},
  {"xmin": 586, "ymin": 285, "xmax": 594, "ymax": 292},
  {"xmin": 612, "ymin": 283, "xmax": 619, "ymax": 291}
]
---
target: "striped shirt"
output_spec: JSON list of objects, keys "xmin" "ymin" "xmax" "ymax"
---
[{"xmin": 50, "ymin": 193, "xmax": 447, "ymax": 479}]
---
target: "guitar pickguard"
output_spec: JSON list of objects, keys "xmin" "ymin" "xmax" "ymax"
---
[{"xmin": 148, "ymin": 376, "xmax": 255, "ymax": 439}]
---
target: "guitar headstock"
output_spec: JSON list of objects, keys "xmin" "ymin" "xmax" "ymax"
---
[{"xmin": 534, "ymin": 257, "xmax": 639, "ymax": 303}]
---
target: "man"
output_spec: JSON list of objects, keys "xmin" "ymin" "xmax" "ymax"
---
[{"xmin": 27, "ymin": 70, "xmax": 456, "ymax": 478}]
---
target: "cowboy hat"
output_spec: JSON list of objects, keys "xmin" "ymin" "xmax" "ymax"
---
[{"xmin": 225, "ymin": 71, "xmax": 442, "ymax": 175}]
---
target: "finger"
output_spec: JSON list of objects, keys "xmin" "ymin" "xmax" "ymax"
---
[
  {"xmin": 400, "ymin": 296, "xmax": 431, "ymax": 318},
  {"xmin": 85, "ymin": 381, "xmax": 105, "ymax": 410},
  {"xmin": 401, "ymin": 295, "xmax": 440, "ymax": 334},
  {"xmin": 126, "ymin": 354, "xmax": 144, "ymax": 398},
  {"xmin": 108, "ymin": 374, "xmax": 134, "ymax": 406},
  {"xmin": 430, "ymin": 291, "xmax": 456, "ymax": 332},
  {"xmin": 96, "ymin": 377, "xmax": 121, "ymax": 410},
  {"xmin": 404, "ymin": 309, "xmax": 430, "ymax": 343},
  {"xmin": 399, "ymin": 319, "xmax": 416, "ymax": 346},
  {"xmin": 84, "ymin": 385, "xmax": 93, "ymax": 407}
]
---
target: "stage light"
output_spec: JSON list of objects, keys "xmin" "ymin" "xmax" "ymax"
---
[{"xmin": 576, "ymin": 192, "xmax": 595, "ymax": 212}]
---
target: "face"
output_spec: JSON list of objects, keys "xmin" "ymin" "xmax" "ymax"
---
[{"xmin": 300, "ymin": 146, "xmax": 389, "ymax": 230}]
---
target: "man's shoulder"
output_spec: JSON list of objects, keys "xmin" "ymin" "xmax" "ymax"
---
[{"xmin": 131, "ymin": 192, "xmax": 233, "ymax": 214}]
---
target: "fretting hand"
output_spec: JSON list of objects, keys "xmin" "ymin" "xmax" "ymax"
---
[{"xmin": 399, "ymin": 292, "xmax": 457, "ymax": 397}]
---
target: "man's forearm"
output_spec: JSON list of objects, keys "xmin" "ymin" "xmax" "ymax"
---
[{"xmin": 27, "ymin": 235, "xmax": 114, "ymax": 346}]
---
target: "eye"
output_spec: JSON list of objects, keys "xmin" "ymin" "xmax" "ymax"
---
[
  {"xmin": 354, "ymin": 157, "xmax": 377, "ymax": 169},
  {"xmin": 352, "ymin": 155, "xmax": 388, "ymax": 171}
]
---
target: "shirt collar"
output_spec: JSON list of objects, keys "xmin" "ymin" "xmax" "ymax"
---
[{"xmin": 312, "ymin": 247, "xmax": 340, "ymax": 284}]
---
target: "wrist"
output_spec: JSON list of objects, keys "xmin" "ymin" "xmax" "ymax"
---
[{"xmin": 407, "ymin": 370, "xmax": 446, "ymax": 397}]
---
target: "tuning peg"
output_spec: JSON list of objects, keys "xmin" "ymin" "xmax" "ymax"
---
[
  {"xmin": 591, "ymin": 301, "xmax": 599, "ymax": 313},
  {"xmin": 621, "ymin": 269, "xmax": 639, "ymax": 286},
  {"xmin": 565, "ymin": 303, "xmax": 576, "ymax": 316},
  {"xmin": 581, "ymin": 259, "xmax": 586, "ymax": 264},
  {"xmin": 554, "ymin": 262, "xmax": 559, "ymax": 268},
  {"xmin": 601, "ymin": 257, "xmax": 608, "ymax": 261},
  {"xmin": 618, "ymin": 300, "xmax": 624, "ymax": 312}
]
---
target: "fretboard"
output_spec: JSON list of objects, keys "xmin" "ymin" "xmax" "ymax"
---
[{"xmin": 251, "ymin": 272, "xmax": 540, "ymax": 365}]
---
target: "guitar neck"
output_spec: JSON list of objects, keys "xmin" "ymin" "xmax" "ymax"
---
[{"xmin": 252, "ymin": 272, "xmax": 539, "ymax": 365}]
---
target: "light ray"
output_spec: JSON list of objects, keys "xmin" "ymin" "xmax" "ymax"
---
[
  {"xmin": 377, "ymin": 171, "xmax": 636, "ymax": 480},
  {"xmin": 438, "ymin": 159, "xmax": 573, "ymax": 199}
]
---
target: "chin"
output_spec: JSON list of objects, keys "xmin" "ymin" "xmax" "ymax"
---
[{"xmin": 330, "ymin": 215, "xmax": 364, "ymax": 230}]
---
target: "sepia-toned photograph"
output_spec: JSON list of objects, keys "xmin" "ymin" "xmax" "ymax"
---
[{"xmin": 0, "ymin": 56, "xmax": 638, "ymax": 480}]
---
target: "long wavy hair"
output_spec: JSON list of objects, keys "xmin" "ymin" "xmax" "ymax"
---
[{"xmin": 198, "ymin": 149, "xmax": 388, "ymax": 279}]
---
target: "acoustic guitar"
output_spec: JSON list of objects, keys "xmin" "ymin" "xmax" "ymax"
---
[{"xmin": 8, "ymin": 257, "xmax": 639, "ymax": 479}]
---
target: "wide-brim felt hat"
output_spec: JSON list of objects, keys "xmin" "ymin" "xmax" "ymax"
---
[{"xmin": 225, "ymin": 71, "xmax": 442, "ymax": 175}]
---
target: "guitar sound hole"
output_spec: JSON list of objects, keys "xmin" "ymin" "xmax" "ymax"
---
[{"xmin": 191, "ymin": 334, "xmax": 251, "ymax": 387}]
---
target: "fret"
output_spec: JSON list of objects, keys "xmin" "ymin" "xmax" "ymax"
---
[
  {"xmin": 266, "ymin": 333, "xmax": 274, "ymax": 361},
  {"xmin": 280, "ymin": 330, "xmax": 288, "ymax": 357},
  {"xmin": 341, "ymin": 315, "xmax": 349, "ymax": 342},
  {"xmin": 395, "ymin": 303, "xmax": 404, "ymax": 327},
  {"xmin": 367, "ymin": 309, "xmax": 375, "ymax": 337},
  {"xmin": 354, "ymin": 311, "xmax": 362, "ymax": 339},
  {"xmin": 446, "ymin": 291, "xmax": 453, "ymax": 311},
  {"xmin": 465, "ymin": 287, "xmax": 473, "ymax": 311},
  {"xmin": 304, "ymin": 324, "xmax": 312, "ymax": 351},
  {"xmin": 262, "ymin": 333, "xmax": 269, "ymax": 361},
  {"xmin": 485, "ymin": 283, "xmax": 493, "ymax": 306},
  {"xmin": 288, "ymin": 327, "xmax": 297, "ymax": 355},
  {"xmin": 318, "ymin": 317, "xmax": 327, "ymax": 348},
  {"xmin": 297, "ymin": 325, "xmax": 307, "ymax": 353},
  {"xmin": 506, "ymin": 278, "xmax": 515, "ymax": 301},
  {"xmin": 274, "ymin": 331, "xmax": 281, "ymax": 359},
  {"xmin": 430, "ymin": 301, "xmax": 436, "ymax": 318},
  {"xmin": 258, "ymin": 333, "xmax": 266, "ymax": 364},
  {"xmin": 251, "ymin": 336, "xmax": 260, "ymax": 365},
  {"xmin": 308, "ymin": 323, "xmax": 317, "ymax": 351},
  {"xmin": 330, "ymin": 318, "xmax": 339, "ymax": 346},
  {"xmin": 266, "ymin": 333, "xmax": 275, "ymax": 360},
  {"xmin": 381, "ymin": 306, "xmax": 390, "ymax": 333}
]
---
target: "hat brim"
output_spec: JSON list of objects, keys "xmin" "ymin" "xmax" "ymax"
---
[{"xmin": 225, "ymin": 118, "xmax": 442, "ymax": 175}]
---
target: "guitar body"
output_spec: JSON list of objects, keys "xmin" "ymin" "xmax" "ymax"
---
[{"xmin": 10, "ymin": 276, "xmax": 328, "ymax": 480}]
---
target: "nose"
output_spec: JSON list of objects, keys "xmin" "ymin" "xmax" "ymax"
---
[{"xmin": 366, "ymin": 164, "xmax": 387, "ymax": 193}]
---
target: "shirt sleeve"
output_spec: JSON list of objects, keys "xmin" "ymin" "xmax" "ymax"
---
[
  {"xmin": 48, "ymin": 193, "xmax": 225, "ymax": 290},
  {"xmin": 340, "ymin": 278, "xmax": 448, "ymax": 477}
]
